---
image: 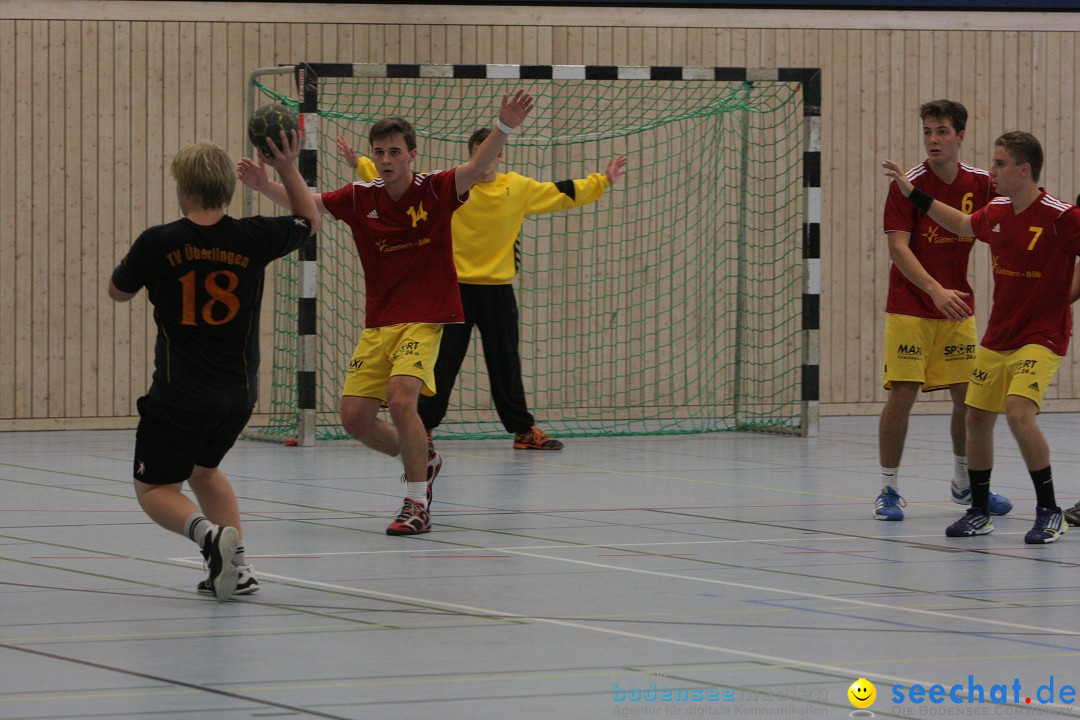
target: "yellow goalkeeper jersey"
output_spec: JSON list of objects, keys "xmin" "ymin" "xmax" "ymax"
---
[{"xmin": 356, "ymin": 156, "xmax": 610, "ymax": 284}]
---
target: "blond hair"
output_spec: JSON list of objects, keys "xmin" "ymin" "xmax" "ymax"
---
[{"xmin": 170, "ymin": 142, "xmax": 235, "ymax": 209}]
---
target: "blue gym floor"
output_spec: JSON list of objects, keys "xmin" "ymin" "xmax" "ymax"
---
[{"xmin": 3, "ymin": 414, "xmax": 1080, "ymax": 719}]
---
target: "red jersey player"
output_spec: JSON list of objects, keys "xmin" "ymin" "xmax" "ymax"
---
[
  {"xmin": 242, "ymin": 90, "xmax": 535, "ymax": 536},
  {"xmin": 883, "ymin": 131, "xmax": 1080, "ymax": 543},
  {"xmin": 875, "ymin": 100, "xmax": 1011, "ymax": 522}
]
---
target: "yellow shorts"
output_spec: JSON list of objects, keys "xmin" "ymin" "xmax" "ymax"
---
[
  {"xmin": 341, "ymin": 323, "xmax": 443, "ymax": 402},
  {"xmin": 881, "ymin": 313, "xmax": 977, "ymax": 391},
  {"xmin": 965, "ymin": 344, "xmax": 1062, "ymax": 413}
]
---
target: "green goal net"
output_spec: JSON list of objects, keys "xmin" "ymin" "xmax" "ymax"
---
[{"xmin": 247, "ymin": 65, "xmax": 811, "ymax": 443}]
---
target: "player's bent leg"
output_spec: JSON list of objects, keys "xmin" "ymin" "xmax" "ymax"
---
[
  {"xmin": 386, "ymin": 375, "xmax": 441, "ymax": 535},
  {"xmin": 340, "ymin": 395, "xmax": 398, "ymax": 454},
  {"xmin": 187, "ymin": 467, "xmax": 257, "ymax": 596},
  {"xmin": 134, "ymin": 479, "xmax": 201, "ymax": 536},
  {"xmin": 187, "ymin": 466, "xmax": 241, "ymax": 532}
]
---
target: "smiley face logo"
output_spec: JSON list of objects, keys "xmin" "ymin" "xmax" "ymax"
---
[{"xmin": 848, "ymin": 678, "xmax": 876, "ymax": 709}]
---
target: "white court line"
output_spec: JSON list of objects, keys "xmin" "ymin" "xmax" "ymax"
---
[
  {"xmin": 174, "ymin": 541, "xmax": 1080, "ymax": 636},
  {"xmin": 488, "ymin": 549, "xmax": 1080, "ymax": 637},
  {"xmin": 190, "ymin": 566, "xmax": 1080, "ymax": 714},
  {"xmin": 172, "ymin": 532, "xmax": 1032, "ymax": 559}
]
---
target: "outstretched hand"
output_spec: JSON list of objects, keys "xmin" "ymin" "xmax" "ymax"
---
[
  {"xmin": 881, "ymin": 160, "xmax": 913, "ymax": 197},
  {"xmin": 336, "ymin": 135, "xmax": 359, "ymax": 167},
  {"xmin": 498, "ymin": 89, "xmax": 535, "ymax": 131},
  {"xmin": 236, "ymin": 156, "xmax": 270, "ymax": 192},
  {"xmin": 605, "ymin": 155, "xmax": 628, "ymax": 186}
]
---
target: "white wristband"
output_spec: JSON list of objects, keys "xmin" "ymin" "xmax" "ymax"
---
[{"xmin": 496, "ymin": 119, "xmax": 515, "ymax": 134}]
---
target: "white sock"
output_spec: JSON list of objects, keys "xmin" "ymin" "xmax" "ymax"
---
[
  {"xmin": 880, "ymin": 467, "xmax": 899, "ymax": 492},
  {"xmin": 233, "ymin": 545, "xmax": 247, "ymax": 567},
  {"xmin": 184, "ymin": 514, "xmax": 216, "ymax": 548},
  {"xmin": 954, "ymin": 455, "xmax": 969, "ymax": 486},
  {"xmin": 406, "ymin": 482, "xmax": 428, "ymax": 506}
]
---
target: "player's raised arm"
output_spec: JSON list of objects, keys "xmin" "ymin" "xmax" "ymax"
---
[
  {"xmin": 261, "ymin": 130, "xmax": 320, "ymax": 236},
  {"xmin": 237, "ymin": 153, "xmax": 329, "ymax": 217},
  {"xmin": 882, "ymin": 159, "xmax": 974, "ymax": 238},
  {"xmin": 455, "ymin": 89, "xmax": 535, "ymax": 197}
]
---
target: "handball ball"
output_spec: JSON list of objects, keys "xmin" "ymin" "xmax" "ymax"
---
[{"xmin": 248, "ymin": 103, "xmax": 298, "ymax": 155}]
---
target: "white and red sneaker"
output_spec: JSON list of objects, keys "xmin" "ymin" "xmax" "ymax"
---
[{"xmin": 386, "ymin": 499, "xmax": 431, "ymax": 536}]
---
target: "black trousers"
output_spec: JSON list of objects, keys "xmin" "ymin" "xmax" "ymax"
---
[{"xmin": 418, "ymin": 283, "xmax": 535, "ymax": 434}]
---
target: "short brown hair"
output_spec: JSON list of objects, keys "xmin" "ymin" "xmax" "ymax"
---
[
  {"xmin": 369, "ymin": 117, "xmax": 417, "ymax": 151},
  {"xmin": 996, "ymin": 131, "xmax": 1044, "ymax": 183},
  {"xmin": 171, "ymin": 142, "xmax": 235, "ymax": 209},
  {"xmin": 919, "ymin": 99, "xmax": 968, "ymax": 134},
  {"xmin": 467, "ymin": 127, "xmax": 492, "ymax": 156}
]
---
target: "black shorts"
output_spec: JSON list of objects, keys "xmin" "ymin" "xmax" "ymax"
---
[{"xmin": 133, "ymin": 395, "xmax": 253, "ymax": 485}]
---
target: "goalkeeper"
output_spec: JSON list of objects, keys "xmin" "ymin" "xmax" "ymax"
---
[{"xmin": 338, "ymin": 130, "xmax": 627, "ymax": 450}]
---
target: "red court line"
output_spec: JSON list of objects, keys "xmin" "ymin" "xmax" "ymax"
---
[
  {"xmin": 1, "ymin": 509, "xmax": 143, "ymax": 513},
  {"xmin": 31, "ymin": 556, "xmax": 130, "ymax": 559},
  {"xmin": 249, "ymin": 555, "xmax": 323, "ymax": 559},
  {"xmin": 596, "ymin": 557, "xmax": 695, "ymax": 561},
  {"xmin": 782, "ymin": 550, "xmax": 878, "ymax": 555},
  {"xmin": 408, "ymin": 555, "xmax": 510, "ymax": 559}
]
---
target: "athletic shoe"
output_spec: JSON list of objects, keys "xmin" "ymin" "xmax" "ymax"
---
[
  {"xmin": 426, "ymin": 450, "xmax": 442, "ymax": 506},
  {"xmin": 1024, "ymin": 506, "xmax": 1067, "ymax": 544},
  {"xmin": 874, "ymin": 487, "xmax": 906, "ymax": 521},
  {"xmin": 201, "ymin": 526, "xmax": 240, "ymax": 601},
  {"xmin": 386, "ymin": 498, "xmax": 431, "ymax": 536},
  {"xmin": 1063, "ymin": 501, "xmax": 1080, "ymax": 528},
  {"xmin": 425, "ymin": 428, "xmax": 436, "ymax": 455},
  {"xmin": 198, "ymin": 564, "xmax": 260, "ymax": 596},
  {"xmin": 513, "ymin": 425, "xmax": 564, "ymax": 450},
  {"xmin": 945, "ymin": 507, "xmax": 993, "ymax": 537},
  {"xmin": 950, "ymin": 479, "xmax": 1014, "ymax": 516}
]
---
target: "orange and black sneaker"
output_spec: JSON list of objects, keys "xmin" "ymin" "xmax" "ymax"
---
[{"xmin": 513, "ymin": 425, "xmax": 564, "ymax": 450}]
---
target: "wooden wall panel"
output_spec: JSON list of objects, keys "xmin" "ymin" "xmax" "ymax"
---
[
  {"xmin": 0, "ymin": 21, "xmax": 13, "ymax": 419},
  {"xmin": 2, "ymin": 3, "xmax": 1080, "ymax": 428}
]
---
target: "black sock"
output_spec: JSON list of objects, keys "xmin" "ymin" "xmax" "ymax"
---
[
  {"xmin": 968, "ymin": 468, "xmax": 992, "ymax": 513},
  {"xmin": 1031, "ymin": 466, "xmax": 1056, "ymax": 509}
]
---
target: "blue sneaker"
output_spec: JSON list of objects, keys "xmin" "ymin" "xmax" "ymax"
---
[
  {"xmin": 945, "ymin": 507, "xmax": 993, "ymax": 537},
  {"xmin": 1024, "ymin": 506, "xmax": 1067, "ymax": 544},
  {"xmin": 950, "ymin": 478, "xmax": 1013, "ymax": 516},
  {"xmin": 874, "ymin": 487, "xmax": 906, "ymax": 521}
]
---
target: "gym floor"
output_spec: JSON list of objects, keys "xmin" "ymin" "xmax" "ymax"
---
[{"xmin": 3, "ymin": 414, "xmax": 1080, "ymax": 719}]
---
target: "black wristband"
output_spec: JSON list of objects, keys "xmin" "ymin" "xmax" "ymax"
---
[{"xmin": 909, "ymin": 187, "xmax": 934, "ymax": 213}]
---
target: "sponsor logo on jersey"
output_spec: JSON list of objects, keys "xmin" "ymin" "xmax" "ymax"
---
[
  {"xmin": 897, "ymin": 343, "xmax": 922, "ymax": 359},
  {"xmin": 944, "ymin": 344, "xmax": 976, "ymax": 360}
]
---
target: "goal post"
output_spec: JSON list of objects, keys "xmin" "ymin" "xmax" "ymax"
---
[{"xmin": 244, "ymin": 62, "xmax": 821, "ymax": 444}]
